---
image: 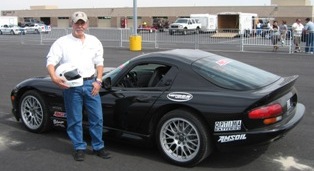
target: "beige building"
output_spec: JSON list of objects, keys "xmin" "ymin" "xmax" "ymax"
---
[{"xmin": 1, "ymin": 0, "xmax": 313, "ymax": 28}]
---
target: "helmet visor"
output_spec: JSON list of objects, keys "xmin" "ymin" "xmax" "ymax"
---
[{"xmin": 63, "ymin": 69, "xmax": 81, "ymax": 80}]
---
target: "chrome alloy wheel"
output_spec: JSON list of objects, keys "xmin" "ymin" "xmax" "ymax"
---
[
  {"xmin": 159, "ymin": 118, "xmax": 200, "ymax": 162},
  {"xmin": 20, "ymin": 95, "xmax": 44, "ymax": 130}
]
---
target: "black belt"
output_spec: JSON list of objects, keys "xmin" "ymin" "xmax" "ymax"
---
[{"xmin": 83, "ymin": 76, "xmax": 94, "ymax": 81}]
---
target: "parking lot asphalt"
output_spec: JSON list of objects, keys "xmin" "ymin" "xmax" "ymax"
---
[{"xmin": 0, "ymin": 44, "xmax": 313, "ymax": 171}]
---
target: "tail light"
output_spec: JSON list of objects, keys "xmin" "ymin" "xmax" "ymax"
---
[{"xmin": 248, "ymin": 103, "xmax": 283, "ymax": 125}]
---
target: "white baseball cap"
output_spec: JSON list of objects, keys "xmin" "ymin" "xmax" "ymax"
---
[{"xmin": 72, "ymin": 11, "xmax": 88, "ymax": 23}]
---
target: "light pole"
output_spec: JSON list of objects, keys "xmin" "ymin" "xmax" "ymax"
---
[
  {"xmin": 133, "ymin": 0, "xmax": 137, "ymax": 35},
  {"xmin": 129, "ymin": 0, "xmax": 142, "ymax": 51}
]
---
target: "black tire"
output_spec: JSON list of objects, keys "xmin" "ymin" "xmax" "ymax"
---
[
  {"xmin": 156, "ymin": 109, "xmax": 213, "ymax": 167},
  {"xmin": 169, "ymin": 30, "xmax": 173, "ymax": 35},
  {"xmin": 10, "ymin": 30, "xmax": 15, "ymax": 35},
  {"xmin": 0, "ymin": 30, "xmax": 2, "ymax": 35},
  {"xmin": 19, "ymin": 90, "xmax": 52, "ymax": 133},
  {"xmin": 195, "ymin": 28, "xmax": 200, "ymax": 34}
]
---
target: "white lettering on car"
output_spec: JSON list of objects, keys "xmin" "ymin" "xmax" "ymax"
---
[
  {"xmin": 214, "ymin": 120, "xmax": 242, "ymax": 132},
  {"xmin": 167, "ymin": 92, "xmax": 193, "ymax": 102},
  {"xmin": 53, "ymin": 119, "xmax": 65, "ymax": 128},
  {"xmin": 218, "ymin": 134, "xmax": 247, "ymax": 143}
]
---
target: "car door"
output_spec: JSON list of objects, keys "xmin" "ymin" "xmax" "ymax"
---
[
  {"xmin": 3, "ymin": 25, "xmax": 9, "ymax": 34},
  {"xmin": 100, "ymin": 63, "xmax": 177, "ymax": 133}
]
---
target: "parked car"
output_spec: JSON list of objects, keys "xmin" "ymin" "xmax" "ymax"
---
[
  {"xmin": 0, "ymin": 24, "xmax": 26, "ymax": 35},
  {"xmin": 22, "ymin": 18, "xmax": 44, "ymax": 27},
  {"xmin": 137, "ymin": 24, "xmax": 157, "ymax": 33},
  {"xmin": 24, "ymin": 23, "xmax": 51, "ymax": 34},
  {"xmin": 152, "ymin": 18, "xmax": 169, "ymax": 32},
  {"xmin": 169, "ymin": 18, "xmax": 201, "ymax": 35},
  {"xmin": 10, "ymin": 49, "xmax": 305, "ymax": 167}
]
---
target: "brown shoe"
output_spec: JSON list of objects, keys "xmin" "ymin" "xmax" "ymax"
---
[
  {"xmin": 93, "ymin": 148, "xmax": 111, "ymax": 159},
  {"xmin": 73, "ymin": 150, "xmax": 85, "ymax": 161}
]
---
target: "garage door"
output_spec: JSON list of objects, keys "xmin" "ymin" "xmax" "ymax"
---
[
  {"xmin": 57, "ymin": 19, "xmax": 70, "ymax": 28},
  {"xmin": 98, "ymin": 19, "xmax": 111, "ymax": 28}
]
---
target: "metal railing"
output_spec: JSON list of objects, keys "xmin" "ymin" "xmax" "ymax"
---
[{"xmin": 0, "ymin": 28, "xmax": 308, "ymax": 53}]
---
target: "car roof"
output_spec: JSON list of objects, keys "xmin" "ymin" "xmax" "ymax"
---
[{"xmin": 133, "ymin": 49, "xmax": 218, "ymax": 65}]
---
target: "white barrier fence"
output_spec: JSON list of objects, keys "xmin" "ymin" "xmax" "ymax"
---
[{"xmin": 1, "ymin": 28, "xmax": 307, "ymax": 53}]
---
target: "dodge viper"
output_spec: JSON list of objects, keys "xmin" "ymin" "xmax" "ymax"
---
[{"xmin": 10, "ymin": 49, "xmax": 305, "ymax": 166}]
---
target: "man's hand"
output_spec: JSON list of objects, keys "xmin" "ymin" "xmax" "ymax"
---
[
  {"xmin": 92, "ymin": 81, "xmax": 101, "ymax": 96},
  {"xmin": 52, "ymin": 77, "xmax": 69, "ymax": 89}
]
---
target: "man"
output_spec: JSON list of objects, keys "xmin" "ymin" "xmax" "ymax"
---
[
  {"xmin": 291, "ymin": 19, "xmax": 304, "ymax": 53},
  {"xmin": 46, "ymin": 11, "xmax": 110, "ymax": 161},
  {"xmin": 270, "ymin": 20, "xmax": 280, "ymax": 52},
  {"xmin": 304, "ymin": 17, "xmax": 314, "ymax": 54},
  {"xmin": 279, "ymin": 20, "xmax": 288, "ymax": 46}
]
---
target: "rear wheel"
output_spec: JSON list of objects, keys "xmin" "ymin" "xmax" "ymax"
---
[
  {"xmin": 156, "ymin": 109, "xmax": 213, "ymax": 167},
  {"xmin": 19, "ymin": 90, "xmax": 52, "ymax": 133}
]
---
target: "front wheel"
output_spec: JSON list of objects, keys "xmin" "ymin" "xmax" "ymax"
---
[
  {"xmin": 195, "ymin": 28, "xmax": 200, "ymax": 34},
  {"xmin": 19, "ymin": 90, "xmax": 52, "ymax": 133},
  {"xmin": 156, "ymin": 109, "xmax": 213, "ymax": 167}
]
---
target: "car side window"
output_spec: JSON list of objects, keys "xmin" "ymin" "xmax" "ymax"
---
[{"xmin": 116, "ymin": 63, "xmax": 171, "ymax": 88}]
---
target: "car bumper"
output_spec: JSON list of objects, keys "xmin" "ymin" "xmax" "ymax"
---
[
  {"xmin": 213, "ymin": 103, "xmax": 305, "ymax": 149},
  {"xmin": 10, "ymin": 89, "xmax": 20, "ymax": 121},
  {"xmin": 169, "ymin": 29, "xmax": 184, "ymax": 33}
]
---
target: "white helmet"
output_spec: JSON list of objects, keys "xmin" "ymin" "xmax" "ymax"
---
[{"xmin": 55, "ymin": 63, "xmax": 83, "ymax": 87}]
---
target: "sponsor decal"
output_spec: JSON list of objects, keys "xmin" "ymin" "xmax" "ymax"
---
[
  {"xmin": 53, "ymin": 119, "xmax": 65, "ymax": 128},
  {"xmin": 167, "ymin": 92, "xmax": 193, "ymax": 102},
  {"xmin": 216, "ymin": 59, "xmax": 231, "ymax": 66},
  {"xmin": 218, "ymin": 134, "xmax": 247, "ymax": 143},
  {"xmin": 53, "ymin": 111, "xmax": 67, "ymax": 118},
  {"xmin": 214, "ymin": 120, "xmax": 242, "ymax": 132}
]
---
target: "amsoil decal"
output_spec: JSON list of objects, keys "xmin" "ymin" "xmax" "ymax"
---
[
  {"xmin": 167, "ymin": 92, "xmax": 193, "ymax": 102},
  {"xmin": 214, "ymin": 120, "xmax": 242, "ymax": 132},
  {"xmin": 218, "ymin": 134, "xmax": 247, "ymax": 143}
]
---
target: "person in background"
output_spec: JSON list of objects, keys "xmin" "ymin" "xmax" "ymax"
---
[
  {"xmin": 279, "ymin": 20, "xmax": 288, "ymax": 46},
  {"xmin": 270, "ymin": 20, "xmax": 280, "ymax": 52},
  {"xmin": 291, "ymin": 18, "xmax": 304, "ymax": 53},
  {"xmin": 46, "ymin": 11, "xmax": 110, "ymax": 161},
  {"xmin": 304, "ymin": 17, "xmax": 314, "ymax": 54},
  {"xmin": 256, "ymin": 20, "xmax": 262, "ymax": 36}
]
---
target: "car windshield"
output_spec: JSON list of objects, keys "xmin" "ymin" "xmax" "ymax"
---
[
  {"xmin": 103, "ymin": 60, "xmax": 130, "ymax": 80},
  {"xmin": 192, "ymin": 56, "xmax": 280, "ymax": 90},
  {"xmin": 175, "ymin": 19, "xmax": 188, "ymax": 23}
]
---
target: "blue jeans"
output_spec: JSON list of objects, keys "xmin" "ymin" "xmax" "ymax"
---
[
  {"xmin": 63, "ymin": 79, "xmax": 104, "ymax": 151},
  {"xmin": 305, "ymin": 32, "xmax": 314, "ymax": 52},
  {"xmin": 256, "ymin": 28, "xmax": 262, "ymax": 36}
]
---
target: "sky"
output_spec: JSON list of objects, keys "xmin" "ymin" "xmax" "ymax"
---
[{"xmin": 0, "ymin": 0, "xmax": 276, "ymax": 11}]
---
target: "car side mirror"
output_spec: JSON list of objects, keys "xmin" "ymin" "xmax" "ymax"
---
[{"xmin": 102, "ymin": 77, "xmax": 112, "ymax": 90}]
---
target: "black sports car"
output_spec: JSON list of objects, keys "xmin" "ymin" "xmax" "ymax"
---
[{"xmin": 10, "ymin": 49, "xmax": 305, "ymax": 167}]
